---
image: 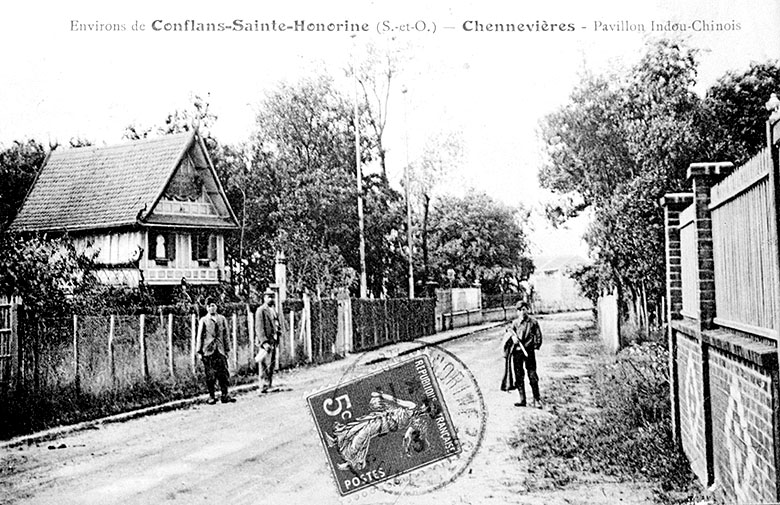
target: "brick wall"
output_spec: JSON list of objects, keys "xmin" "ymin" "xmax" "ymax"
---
[
  {"xmin": 664, "ymin": 133, "xmax": 780, "ymax": 503},
  {"xmin": 709, "ymin": 348, "xmax": 777, "ymax": 504},
  {"xmin": 676, "ymin": 331, "xmax": 709, "ymax": 484}
]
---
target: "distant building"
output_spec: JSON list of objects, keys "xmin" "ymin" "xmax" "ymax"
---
[
  {"xmin": 530, "ymin": 255, "xmax": 592, "ymax": 313},
  {"xmin": 9, "ymin": 130, "xmax": 239, "ymax": 292}
]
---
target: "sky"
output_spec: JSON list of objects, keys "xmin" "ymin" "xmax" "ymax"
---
[{"xmin": 1, "ymin": 0, "xmax": 778, "ymax": 258}]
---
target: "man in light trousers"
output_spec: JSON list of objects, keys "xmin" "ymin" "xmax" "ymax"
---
[{"xmin": 255, "ymin": 289, "xmax": 281, "ymax": 393}]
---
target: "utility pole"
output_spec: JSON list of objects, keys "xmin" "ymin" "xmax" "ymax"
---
[
  {"xmin": 402, "ymin": 86, "xmax": 414, "ymax": 299},
  {"xmin": 352, "ymin": 35, "xmax": 368, "ymax": 299}
]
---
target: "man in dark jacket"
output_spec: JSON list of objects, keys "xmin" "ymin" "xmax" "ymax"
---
[
  {"xmin": 501, "ymin": 301, "xmax": 543, "ymax": 408},
  {"xmin": 196, "ymin": 300, "xmax": 236, "ymax": 404},
  {"xmin": 255, "ymin": 289, "xmax": 281, "ymax": 393}
]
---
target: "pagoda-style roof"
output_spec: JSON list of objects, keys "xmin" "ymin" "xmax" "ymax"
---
[{"xmin": 9, "ymin": 130, "xmax": 238, "ymax": 232}]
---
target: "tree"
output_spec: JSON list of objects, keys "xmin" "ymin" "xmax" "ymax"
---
[
  {"xmin": 0, "ymin": 234, "xmax": 101, "ymax": 317},
  {"xmin": 0, "ymin": 140, "xmax": 46, "ymax": 231},
  {"xmin": 540, "ymin": 39, "xmax": 780, "ymax": 331},
  {"xmin": 427, "ymin": 190, "xmax": 532, "ymax": 293},
  {"xmin": 244, "ymin": 75, "xmax": 403, "ymax": 298},
  {"xmin": 350, "ymin": 40, "xmax": 409, "ymax": 180},
  {"xmin": 124, "ymin": 93, "xmax": 219, "ymax": 153},
  {"xmin": 539, "ymin": 40, "xmax": 710, "ymax": 328},
  {"xmin": 705, "ymin": 61, "xmax": 780, "ymax": 164},
  {"xmin": 408, "ymin": 131, "xmax": 464, "ymax": 285}
]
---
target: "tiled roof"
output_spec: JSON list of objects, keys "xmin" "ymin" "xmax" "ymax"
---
[{"xmin": 10, "ymin": 132, "xmax": 193, "ymax": 232}]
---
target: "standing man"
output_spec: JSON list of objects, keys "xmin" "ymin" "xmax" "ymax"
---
[
  {"xmin": 501, "ymin": 301, "xmax": 543, "ymax": 408},
  {"xmin": 196, "ymin": 299, "xmax": 236, "ymax": 404},
  {"xmin": 255, "ymin": 289, "xmax": 281, "ymax": 393}
]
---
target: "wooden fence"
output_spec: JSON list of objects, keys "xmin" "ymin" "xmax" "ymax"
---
[
  {"xmin": 709, "ymin": 147, "xmax": 778, "ymax": 338},
  {"xmin": 3, "ymin": 296, "xmax": 436, "ymax": 399},
  {"xmin": 350, "ymin": 298, "xmax": 436, "ymax": 352},
  {"xmin": 663, "ymin": 116, "xmax": 780, "ymax": 503}
]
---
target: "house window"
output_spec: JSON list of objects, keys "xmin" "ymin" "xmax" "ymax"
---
[
  {"xmin": 147, "ymin": 232, "xmax": 176, "ymax": 264},
  {"xmin": 191, "ymin": 233, "xmax": 216, "ymax": 265}
]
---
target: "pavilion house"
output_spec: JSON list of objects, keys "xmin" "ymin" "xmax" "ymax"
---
[{"xmin": 8, "ymin": 130, "xmax": 239, "ymax": 291}]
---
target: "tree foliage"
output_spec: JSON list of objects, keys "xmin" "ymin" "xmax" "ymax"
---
[
  {"xmin": 0, "ymin": 140, "xmax": 46, "ymax": 230},
  {"xmin": 427, "ymin": 190, "xmax": 532, "ymax": 292},
  {"xmin": 540, "ymin": 39, "xmax": 780, "ymax": 326},
  {"xmin": 238, "ymin": 76, "xmax": 407, "ymax": 298},
  {"xmin": 124, "ymin": 93, "xmax": 219, "ymax": 154},
  {"xmin": 706, "ymin": 61, "xmax": 780, "ymax": 165},
  {"xmin": 0, "ymin": 234, "xmax": 101, "ymax": 317}
]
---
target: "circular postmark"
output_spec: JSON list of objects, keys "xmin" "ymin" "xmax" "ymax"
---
[
  {"xmin": 309, "ymin": 342, "xmax": 486, "ymax": 502},
  {"xmin": 375, "ymin": 344, "xmax": 486, "ymax": 496}
]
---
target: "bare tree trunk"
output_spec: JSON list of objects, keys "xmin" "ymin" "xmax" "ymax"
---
[{"xmin": 378, "ymin": 148, "xmax": 387, "ymax": 181}]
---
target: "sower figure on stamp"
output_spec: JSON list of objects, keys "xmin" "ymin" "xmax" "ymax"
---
[
  {"xmin": 196, "ymin": 299, "xmax": 236, "ymax": 404},
  {"xmin": 255, "ymin": 289, "xmax": 281, "ymax": 393},
  {"xmin": 501, "ymin": 301, "xmax": 543, "ymax": 408}
]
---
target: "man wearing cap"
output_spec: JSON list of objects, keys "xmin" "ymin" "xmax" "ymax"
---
[
  {"xmin": 501, "ymin": 301, "xmax": 543, "ymax": 408},
  {"xmin": 255, "ymin": 289, "xmax": 281, "ymax": 393},
  {"xmin": 196, "ymin": 299, "xmax": 236, "ymax": 404}
]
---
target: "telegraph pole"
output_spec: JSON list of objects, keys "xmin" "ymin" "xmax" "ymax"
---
[
  {"xmin": 402, "ymin": 87, "xmax": 414, "ymax": 299},
  {"xmin": 352, "ymin": 35, "xmax": 368, "ymax": 298}
]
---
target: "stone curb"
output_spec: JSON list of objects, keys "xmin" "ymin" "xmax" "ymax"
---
[{"xmin": 1, "ymin": 321, "xmax": 507, "ymax": 450}]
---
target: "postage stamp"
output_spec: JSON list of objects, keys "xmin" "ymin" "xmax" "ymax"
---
[
  {"xmin": 307, "ymin": 354, "xmax": 460, "ymax": 496},
  {"xmin": 375, "ymin": 345, "xmax": 486, "ymax": 497}
]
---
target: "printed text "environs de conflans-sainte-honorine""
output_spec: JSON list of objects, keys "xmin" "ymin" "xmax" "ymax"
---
[{"xmin": 69, "ymin": 18, "xmax": 742, "ymax": 33}]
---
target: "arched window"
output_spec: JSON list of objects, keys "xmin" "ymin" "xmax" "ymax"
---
[{"xmin": 147, "ymin": 232, "xmax": 177, "ymax": 264}]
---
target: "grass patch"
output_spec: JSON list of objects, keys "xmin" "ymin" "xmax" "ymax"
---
[
  {"xmin": 0, "ymin": 371, "xmax": 258, "ymax": 440},
  {"xmin": 509, "ymin": 338, "xmax": 703, "ymax": 504}
]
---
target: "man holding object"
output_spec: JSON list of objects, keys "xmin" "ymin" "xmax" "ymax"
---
[{"xmin": 501, "ymin": 301, "xmax": 543, "ymax": 408}]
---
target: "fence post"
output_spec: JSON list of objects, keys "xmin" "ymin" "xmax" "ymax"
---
[
  {"xmin": 382, "ymin": 299, "xmax": 389, "ymax": 345},
  {"xmin": 247, "ymin": 304, "xmax": 255, "ymax": 369},
  {"xmin": 276, "ymin": 313, "xmax": 281, "ymax": 370},
  {"xmin": 289, "ymin": 309, "xmax": 295, "ymax": 364},
  {"xmin": 231, "ymin": 313, "xmax": 238, "ymax": 370},
  {"xmin": 191, "ymin": 314, "xmax": 197, "ymax": 374},
  {"xmin": 73, "ymin": 314, "xmax": 79, "ymax": 393},
  {"xmin": 303, "ymin": 294, "xmax": 312, "ymax": 362},
  {"xmin": 167, "ymin": 313, "xmax": 174, "ymax": 379},
  {"xmin": 344, "ymin": 298, "xmax": 352, "ymax": 353},
  {"xmin": 108, "ymin": 315, "xmax": 115, "ymax": 385},
  {"xmin": 139, "ymin": 314, "xmax": 147, "ymax": 380}
]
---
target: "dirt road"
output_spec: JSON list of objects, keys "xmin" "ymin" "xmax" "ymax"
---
[{"xmin": 1, "ymin": 312, "xmax": 659, "ymax": 504}]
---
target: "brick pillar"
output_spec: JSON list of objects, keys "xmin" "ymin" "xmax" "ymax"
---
[
  {"xmin": 661, "ymin": 192, "xmax": 693, "ymax": 446},
  {"xmin": 687, "ymin": 162, "xmax": 733, "ymax": 330},
  {"xmin": 687, "ymin": 161, "xmax": 734, "ymax": 486},
  {"xmin": 767, "ymin": 113, "xmax": 780, "ymax": 502},
  {"xmin": 661, "ymin": 193, "xmax": 693, "ymax": 321},
  {"xmin": 275, "ymin": 251, "xmax": 287, "ymax": 303}
]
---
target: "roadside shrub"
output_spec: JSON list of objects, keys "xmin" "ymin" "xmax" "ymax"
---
[{"xmin": 511, "ymin": 341, "xmax": 701, "ymax": 503}]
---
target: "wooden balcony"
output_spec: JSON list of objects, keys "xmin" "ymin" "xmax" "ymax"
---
[{"xmin": 144, "ymin": 266, "xmax": 225, "ymax": 285}]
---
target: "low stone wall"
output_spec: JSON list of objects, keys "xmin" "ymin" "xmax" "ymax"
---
[
  {"xmin": 440, "ymin": 309, "xmax": 484, "ymax": 331},
  {"xmin": 483, "ymin": 306, "xmax": 519, "ymax": 323}
]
